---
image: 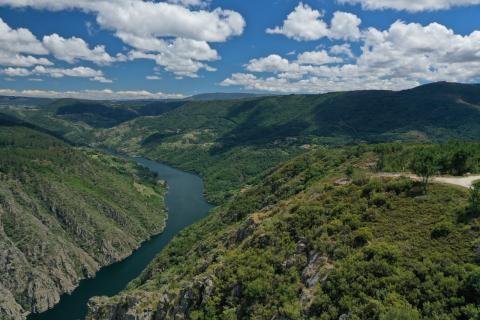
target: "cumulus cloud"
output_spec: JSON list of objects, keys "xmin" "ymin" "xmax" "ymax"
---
[
  {"xmin": 330, "ymin": 44, "xmax": 355, "ymax": 59},
  {"xmin": 338, "ymin": 0, "xmax": 480, "ymax": 12},
  {"xmin": 166, "ymin": 0, "xmax": 210, "ymax": 7},
  {"xmin": 1, "ymin": 67, "xmax": 31, "ymax": 77},
  {"xmin": 330, "ymin": 11, "xmax": 361, "ymax": 40},
  {"xmin": 0, "ymin": 18, "xmax": 53, "ymax": 67},
  {"xmin": 297, "ymin": 50, "xmax": 343, "ymax": 65},
  {"xmin": 2, "ymin": 65, "xmax": 112, "ymax": 82},
  {"xmin": 0, "ymin": 18, "xmax": 46, "ymax": 54},
  {"xmin": 223, "ymin": 20, "xmax": 480, "ymax": 93},
  {"xmin": 266, "ymin": 3, "xmax": 361, "ymax": 41},
  {"xmin": 42, "ymin": 34, "xmax": 118, "ymax": 65},
  {"xmin": 0, "ymin": 52, "xmax": 52, "ymax": 67},
  {"xmin": 266, "ymin": 2, "xmax": 329, "ymax": 41},
  {"xmin": 0, "ymin": 88, "xmax": 185, "ymax": 100},
  {"xmin": 0, "ymin": 0, "xmax": 245, "ymax": 77}
]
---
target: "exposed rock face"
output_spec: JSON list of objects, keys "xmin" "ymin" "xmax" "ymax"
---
[{"xmin": 0, "ymin": 127, "xmax": 167, "ymax": 319}]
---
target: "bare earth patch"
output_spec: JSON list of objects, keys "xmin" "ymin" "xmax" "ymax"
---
[{"xmin": 377, "ymin": 173, "xmax": 480, "ymax": 189}]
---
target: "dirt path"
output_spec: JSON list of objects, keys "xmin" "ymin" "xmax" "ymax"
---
[{"xmin": 377, "ymin": 173, "xmax": 480, "ymax": 189}]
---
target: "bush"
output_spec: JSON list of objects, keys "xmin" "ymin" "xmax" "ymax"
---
[
  {"xmin": 431, "ymin": 221, "xmax": 453, "ymax": 239},
  {"xmin": 370, "ymin": 193, "xmax": 389, "ymax": 208},
  {"xmin": 380, "ymin": 306, "xmax": 420, "ymax": 320},
  {"xmin": 352, "ymin": 227, "xmax": 373, "ymax": 248}
]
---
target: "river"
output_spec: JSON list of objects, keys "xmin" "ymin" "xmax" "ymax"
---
[{"xmin": 28, "ymin": 156, "xmax": 214, "ymax": 320}]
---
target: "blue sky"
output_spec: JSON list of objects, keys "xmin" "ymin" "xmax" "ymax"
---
[{"xmin": 0, "ymin": 0, "xmax": 479, "ymax": 99}]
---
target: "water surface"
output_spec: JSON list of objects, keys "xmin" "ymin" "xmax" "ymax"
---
[{"xmin": 28, "ymin": 156, "xmax": 213, "ymax": 320}]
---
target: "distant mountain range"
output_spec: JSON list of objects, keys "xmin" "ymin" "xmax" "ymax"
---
[{"xmin": 186, "ymin": 92, "xmax": 269, "ymax": 101}]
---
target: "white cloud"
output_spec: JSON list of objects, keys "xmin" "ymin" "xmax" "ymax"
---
[
  {"xmin": 1, "ymin": 67, "xmax": 31, "ymax": 77},
  {"xmin": 245, "ymin": 51, "xmax": 342, "ymax": 75},
  {"xmin": 0, "ymin": 88, "xmax": 185, "ymax": 100},
  {"xmin": 0, "ymin": 18, "xmax": 53, "ymax": 67},
  {"xmin": 0, "ymin": 52, "xmax": 52, "ymax": 67},
  {"xmin": 266, "ymin": 3, "xmax": 361, "ymax": 41},
  {"xmin": 166, "ymin": 0, "xmax": 210, "ymax": 8},
  {"xmin": 223, "ymin": 20, "xmax": 480, "ymax": 93},
  {"xmin": 338, "ymin": 0, "xmax": 480, "ymax": 12},
  {"xmin": 246, "ymin": 55, "xmax": 294, "ymax": 73},
  {"xmin": 0, "ymin": 0, "xmax": 245, "ymax": 77},
  {"xmin": 42, "ymin": 34, "xmax": 117, "ymax": 65},
  {"xmin": 330, "ymin": 11, "xmax": 361, "ymax": 40},
  {"xmin": 128, "ymin": 44, "xmax": 218, "ymax": 78},
  {"xmin": 121, "ymin": 36, "xmax": 219, "ymax": 76},
  {"xmin": 2, "ymin": 65, "xmax": 112, "ymax": 82},
  {"xmin": 330, "ymin": 44, "xmax": 354, "ymax": 59},
  {"xmin": 0, "ymin": 18, "xmax": 46, "ymax": 55},
  {"xmin": 266, "ymin": 2, "xmax": 329, "ymax": 41},
  {"xmin": 146, "ymin": 75, "xmax": 161, "ymax": 80},
  {"xmin": 221, "ymin": 71, "xmax": 419, "ymax": 93},
  {"xmin": 297, "ymin": 50, "xmax": 343, "ymax": 65}
]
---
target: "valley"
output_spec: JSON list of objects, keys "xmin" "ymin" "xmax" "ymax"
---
[{"xmin": 1, "ymin": 82, "xmax": 480, "ymax": 319}]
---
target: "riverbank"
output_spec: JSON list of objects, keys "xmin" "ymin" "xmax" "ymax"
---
[{"xmin": 28, "ymin": 156, "xmax": 213, "ymax": 320}]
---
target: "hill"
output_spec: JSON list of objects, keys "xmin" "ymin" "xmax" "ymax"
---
[
  {"xmin": 0, "ymin": 121, "xmax": 167, "ymax": 319},
  {"xmin": 90, "ymin": 82, "xmax": 480, "ymax": 202},
  {"xmin": 87, "ymin": 143, "xmax": 480, "ymax": 320},
  {"xmin": 187, "ymin": 93, "xmax": 267, "ymax": 101},
  {"xmin": 3, "ymin": 82, "xmax": 480, "ymax": 203}
]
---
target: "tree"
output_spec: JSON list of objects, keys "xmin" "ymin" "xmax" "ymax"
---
[
  {"xmin": 450, "ymin": 150, "xmax": 470, "ymax": 176},
  {"xmin": 409, "ymin": 150, "xmax": 438, "ymax": 194}
]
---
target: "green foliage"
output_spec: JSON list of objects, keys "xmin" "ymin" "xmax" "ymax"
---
[
  {"xmin": 6, "ymin": 82, "xmax": 480, "ymax": 204},
  {"xmin": 90, "ymin": 145, "xmax": 480, "ymax": 320},
  {"xmin": 470, "ymin": 182, "xmax": 480, "ymax": 214},
  {"xmin": 431, "ymin": 221, "xmax": 453, "ymax": 238},
  {"xmin": 380, "ymin": 306, "xmax": 420, "ymax": 320},
  {"xmin": 352, "ymin": 227, "xmax": 373, "ymax": 247},
  {"xmin": 376, "ymin": 142, "xmax": 480, "ymax": 176},
  {"xmin": 409, "ymin": 150, "xmax": 438, "ymax": 193}
]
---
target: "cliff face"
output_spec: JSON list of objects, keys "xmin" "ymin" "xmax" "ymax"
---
[
  {"xmin": 87, "ymin": 147, "xmax": 480, "ymax": 320},
  {"xmin": 0, "ymin": 126, "xmax": 166, "ymax": 319}
]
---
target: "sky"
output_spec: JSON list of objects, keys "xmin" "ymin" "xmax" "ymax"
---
[{"xmin": 0, "ymin": 0, "xmax": 479, "ymax": 99}]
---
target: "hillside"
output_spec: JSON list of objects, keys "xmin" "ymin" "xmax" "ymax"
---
[
  {"xmin": 186, "ymin": 93, "xmax": 266, "ymax": 101},
  {"xmin": 3, "ymin": 82, "xmax": 480, "ymax": 203},
  {"xmin": 0, "ymin": 124, "xmax": 167, "ymax": 319},
  {"xmin": 93, "ymin": 82, "xmax": 480, "ymax": 203},
  {"xmin": 87, "ymin": 144, "xmax": 480, "ymax": 320}
]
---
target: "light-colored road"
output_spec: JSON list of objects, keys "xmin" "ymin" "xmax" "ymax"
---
[{"xmin": 377, "ymin": 173, "xmax": 480, "ymax": 189}]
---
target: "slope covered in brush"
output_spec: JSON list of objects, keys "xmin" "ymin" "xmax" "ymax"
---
[{"xmin": 88, "ymin": 145, "xmax": 480, "ymax": 320}]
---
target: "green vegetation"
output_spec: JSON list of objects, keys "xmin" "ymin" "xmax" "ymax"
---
[
  {"xmin": 409, "ymin": 150, "xmax": 438, "ymax": 193},
  {"xmin": 88, "ymin": 145, "xmax": 480, "ymax": 320},
  {"xmin": 375, "ymin": 142, "xmax": 480, "ymax": 175},
  {"xmin": 0, "ymin": 124, "xmax": 166, "ymax": 318},
  {"xmin": 469, "ymin": 182, "xmax": 480, "ymax": 215},
  {"xmin": 4, "ymin": 82, "xmax": 480, "ymax": 204}
]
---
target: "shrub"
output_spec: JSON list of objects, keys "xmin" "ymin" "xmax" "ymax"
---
[
  {"xmin": 352, "ymin": 227, "xmax": 373, "ymax": 248},
  {"xmin": 380, "ymin": 306, "xmax": 420, "ymax": 320},
  {"xmin": 431, "ymin": 221, "xmax": 453, "ymax": 239},
  {"xmin": 371, "ymin": 193, "xmax": 389, "ymax": 208}
]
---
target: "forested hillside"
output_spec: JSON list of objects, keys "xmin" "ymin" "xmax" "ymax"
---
[
  {"xmin": 88, "ymin": 144, "xmax": 480, "ymax": 320},
  {"xmin": 3, "ymin": 82, "xmax": 480, "ymax": 203},
  {"xmin": 0, "ymin": 124, "xmax": 166, "ymax": 319}
]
